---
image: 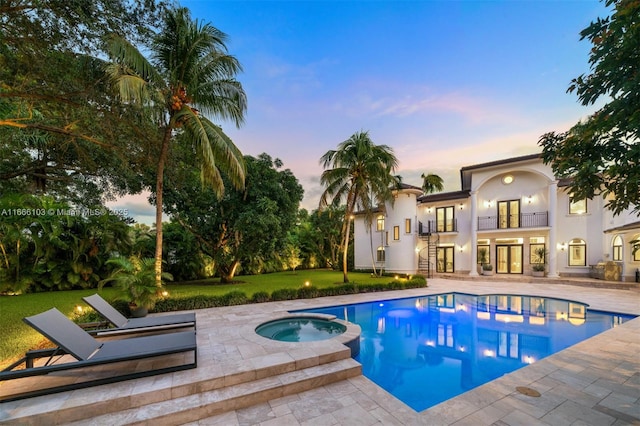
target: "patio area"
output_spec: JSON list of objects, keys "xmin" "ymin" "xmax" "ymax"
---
[{"xmin": 1, "ymin": 277, "xmax": 639, "ymax": 425}]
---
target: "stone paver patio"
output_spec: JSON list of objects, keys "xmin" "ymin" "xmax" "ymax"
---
[{"xmin": 1, "ymin": 277, "xmax": 638, "ymax": 425}]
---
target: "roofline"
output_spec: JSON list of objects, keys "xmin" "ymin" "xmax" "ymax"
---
[
  {"xmin": 460, "ymin": 153, "xmax": 542, "ymax": 172},
  {"xmin": 418, "ymin": 190, "xmax": 470, "ymax": 203}
]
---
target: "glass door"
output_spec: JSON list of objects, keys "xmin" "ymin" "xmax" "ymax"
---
[
  {"xmin": 496, "ymin": 245, "xmax": 523, "ymax": 274},
  {"xmin": 436, "ymin": 247, "xmax": 454, "ymax": 273}
]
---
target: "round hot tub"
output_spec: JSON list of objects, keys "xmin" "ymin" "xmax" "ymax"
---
[{"xmin": 256, "ymin": 316, "xmax": 347, "ymax": 342}]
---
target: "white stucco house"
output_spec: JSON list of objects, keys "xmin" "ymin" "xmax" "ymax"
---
[{"xmin": 353, "ymin": 153, "xmax": 640, "ymax": 282}]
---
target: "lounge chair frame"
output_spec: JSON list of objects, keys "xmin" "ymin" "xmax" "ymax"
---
[
  {"xmin": 81, "ymin": 293, "xmax": 196, "ymax": 336},
  {"xmin": 0, "ymin": 308, "xmax": 197, "ymax": 402}
]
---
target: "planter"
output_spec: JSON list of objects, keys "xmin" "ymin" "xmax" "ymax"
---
[
  {"xmin": 482, "ymin": 269, "xmax": 494, "ymax": 276},
  {"xmin": 532, "ymin": 270, "xmax": 545, "ymax": 277},
  {"xmin": 129, "ymin": 304, "xmax": 148, "ymax": 318}
]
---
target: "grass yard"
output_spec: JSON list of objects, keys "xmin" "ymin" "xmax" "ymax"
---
[{"xmin": 0, "ymin": 270, "xmax": 398, "ymax": 369}]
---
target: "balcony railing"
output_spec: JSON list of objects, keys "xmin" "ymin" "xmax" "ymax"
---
[
  {"xmin": 419, "ymin": 219, "xmax": 457, "ymax": 234},
  {"xmin": 477, "ymin": 211, "xmax": 548, "ymax": 231}
]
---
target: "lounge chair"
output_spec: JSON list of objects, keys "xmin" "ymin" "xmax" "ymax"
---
[
  {"xmin": 82, "ymin": 293, "xmax": 195, "ymax": 336},
  {"xmin": 0, "ymin": 308, "xmax": 197, "ymax": 402}
]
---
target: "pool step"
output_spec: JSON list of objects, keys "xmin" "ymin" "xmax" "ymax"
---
[
  {"xmin": 67, "ymin": 358, "xmax": 362, "ymax": 425},
  {"xmin": 3, "ymin": 344, "xmax": 359, "ymax": 425}
]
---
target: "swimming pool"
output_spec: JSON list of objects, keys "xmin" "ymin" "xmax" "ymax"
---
[{"xmin": 298, "ymin": 292, "xmax": 635, "ymax": 412}]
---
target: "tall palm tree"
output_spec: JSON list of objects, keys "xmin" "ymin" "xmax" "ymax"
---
[
  {"xmin": 319, "ymin": 131, "xmax": 398, "ymax": 283},
  {"xmin": 421, "ymin": 172, "xmax": 444, "ymax": 194},
  {"xmin": 106, "ymin": 8, "xmax": 246, "ymax": 286}
]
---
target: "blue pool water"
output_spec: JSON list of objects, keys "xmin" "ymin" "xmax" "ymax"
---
[{"xmin": 298, "ymin": 293, "xmax": 635, "ymax": 412}]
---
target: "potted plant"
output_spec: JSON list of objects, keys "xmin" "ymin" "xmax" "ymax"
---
[
  {"xmin": 532, "ymin": 247, "xmax": 547, "ymax": 277},
  {"xmin": 478, "ymin": 248, "xmax": 493, "ymax": 276},
  {"xmin": 99, "ymin": 256, "xmax": 172, "ymax": 317}
]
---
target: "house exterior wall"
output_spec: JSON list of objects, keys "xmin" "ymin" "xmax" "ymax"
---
[{"xmin": 353, "ymin": 154, "xmax": 640, "ymax": 281}]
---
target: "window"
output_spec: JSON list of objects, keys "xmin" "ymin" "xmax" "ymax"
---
[
  {"xmin": 376, "ymin": 215, "xmax": 385, "ymax": 231},
  {"xmin": 385, "ymin": 231, "xmax": 389, "ymax": 246},
  {"xmin": 436, "ymin": 246, "xmax": 454, "ymax": 273},
  {"xmin": 437, "ymin": 324, "xmax": 454, "ymax": 348},
  {"xmin": 498, "ymin": 200, "xmax": 520, "ymax": 229},
  {"xmin": 530, "ymin": 243, "xmax": 545, "ymax": 264},
  {"xmin": 477, "ymin": 245, "xmax": 490, "ymax": 265},
  {"xmin": 436, "ymin": 206, "xmax": 455, "ymax": 232},
  {"xmin": 568, "ymin": 238, "xmax": 586, "ymax": 266},
  {"xmin": 393, "ymin": 226, "xmax": 400, "ymax": 241},
  {"xmin": 376, "ymin": 246, "xmax": 385, "ymax": 262},
  {"xmin": 612, "ymin": 236, "xmax": 623, "ymax": 261},
  {"xmin": 405, "ymin": 218, "xmax": 411, "ymax": 234},
  {"xmin": 569, "ymin": 197, "xmax": 587, "ymax": 215}
]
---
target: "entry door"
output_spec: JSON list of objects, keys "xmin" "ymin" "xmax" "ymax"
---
[
  {"xmin": 496, "ymin": 245, "xmax": 523, "ymax": 274},
  {"xmin": 436, "ymin": 247, "xmax": 454, "ymax": 273}
]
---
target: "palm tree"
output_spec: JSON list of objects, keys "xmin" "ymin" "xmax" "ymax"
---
[
  {"xmin": 421, "ymin": 172, "xmax": 444, "ymax": 194},
  {"xmin": 319, "ymin": 131, "xmax": 399, "ymax": 283},
  {"xmin": 105, "ymin": 8, "xmax": 246, "ymax": 286}
]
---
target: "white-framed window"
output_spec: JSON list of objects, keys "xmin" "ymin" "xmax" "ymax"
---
[
  {"xmin": 568, "ymin": 238, "xmax": 586, "ymax": 266},
  {"xmin": 569, "ymin": 197, "xmax": 587, "ymax": 215},
  {"xmin": 612, "ymin": 236, "xmax": 623, "ymax": 261},
  {"xmin": 376, "ymin": 246, "xmax": 385, "ymax": 262}
]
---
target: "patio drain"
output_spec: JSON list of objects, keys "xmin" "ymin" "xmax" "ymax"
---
[{"xmin": 515, "ymin": 386, "xmax": 541, "ymax": 397}]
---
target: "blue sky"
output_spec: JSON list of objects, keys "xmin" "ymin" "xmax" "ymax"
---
[{"xmin": 113, "ymin": 0, "xmax": 609, "ymax": 223}]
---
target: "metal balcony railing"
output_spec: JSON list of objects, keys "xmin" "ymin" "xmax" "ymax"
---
[
  {"xmin": 477, "ymin": 211, "xmax": 548, "ymax": 231},
  {"xmin": 418, "ymin": 219, "xmax": 457, "ymax": 234}
]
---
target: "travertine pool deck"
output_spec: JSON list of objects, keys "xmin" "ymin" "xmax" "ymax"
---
[{"xmin": 1, "ymin": 277, "xmax": 639, "ymax": 425}]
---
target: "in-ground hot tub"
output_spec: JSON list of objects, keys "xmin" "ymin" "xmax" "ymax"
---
[
  {"xmin": 256, "ymin": 316, "xmax": 347, "ymax": 342},
  {"xmin": 255, "ymin": 314, "xmax": 360, "ymax": 356}
]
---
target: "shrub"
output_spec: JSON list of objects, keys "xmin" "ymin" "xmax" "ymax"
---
[
  {"xmin": 270, "ymin": 288, "xmax": 298, "ymax": 301},
  {"xmin": 250, "ymin": 291, "xmax": 271, "ymax": 303},
  {"xmin": 297, "ymin": 286, "xmax": 319, "ymax": 299},
  {"xmin": 222, "ymin": 290, "xmax": 249, "ymax": 306}
]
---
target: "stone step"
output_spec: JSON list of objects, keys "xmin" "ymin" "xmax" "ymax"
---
[
  {"xmin": 66, "ymin": 358, "xmax": 362, "ymax": 426},
  {"xmin": 3, "ymin": 344, "xmax": 355, "ymax": 425}
]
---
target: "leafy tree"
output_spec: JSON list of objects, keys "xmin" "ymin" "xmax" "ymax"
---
[
  {"xmin": 106, "ymin": 7, "xmax": 247, "ymax": 285},
  {"xmin": 163, "ymin": 153, "xmax": 303, "ymax": 283},
  {"xmin": 319, "ymin": 131, "xmax": 399, "ymax": 283},
  {"xmin": 0, "ymin": 1, "xmax": 166, "ymax": 201},
  {"xmin": 538, "ymin": 0, "xmax": 640, "ymax": 215},
  {"xmin": 421, "ymin": 172, "xmax": 444, "ymax": 194}
]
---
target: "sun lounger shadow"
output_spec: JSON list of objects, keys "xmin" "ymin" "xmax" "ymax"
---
[
  {"xmin": 82, "ymin": 293, "xmax": 195, "ymax": 336},
  {"xmin": 0, "ymin": 308, "xmax": 197, "ymax": 402}
]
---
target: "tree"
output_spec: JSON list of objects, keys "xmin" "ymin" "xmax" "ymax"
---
[
  {"xmin": 163, "ymin": 153, "xmax": 303, "ymax": 283},
  {"xmin": 0, "ymin": 1, "xmax": 166, "ymax": 202},
  {"xmin": 538, "ymin": 0, "xmax": 640, "ymax": 215},
  {"xmin": 319, "ymin": 131, "xmax": 399, "ymax": 283},
  {"xmin": 106, "ymin": 7, "xmax": 247, "ymax": 285},
  {"xmin": 421, "ymin": 173, "xmax": 444, "ymax": 194}
]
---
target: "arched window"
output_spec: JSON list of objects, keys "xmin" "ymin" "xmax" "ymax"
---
[
  {"xmin": 568, "ymin": 238, "xmax": 586, "ymax": 266},
  {"xmin": 376, "ymin": 246, "xmax": 385, "ymax": 262},
  {"xmin": 376, "ymin": 215, "xmax": 385, "ymax": 231},
  {"xmin": 612, "ymin": 236, "xmax": 623, "ymax": 261}
]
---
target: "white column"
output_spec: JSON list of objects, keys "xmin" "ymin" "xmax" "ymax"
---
[
  {"xmin": 547, "ymin": 180, "xmax": 559, "ymax": 278},
  {"xmin": 469, "ymin": 191, "xmax": 479, "ymax": 276}
]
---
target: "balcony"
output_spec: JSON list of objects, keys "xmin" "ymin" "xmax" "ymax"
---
[
  {"xmin": 419, "ymin": 219, "xmax": 457, "ymax": 234},
  {"xmin": 477, "ymin": 212, "xmax": 548, "ymax": 231}
]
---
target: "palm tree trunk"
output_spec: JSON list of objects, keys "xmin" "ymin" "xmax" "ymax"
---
[
  {"xmin": 342, "ymin": 215, "xmax": 351, "ymax": 283},
  {"xmin": 154, "ymin": 128, "xmax": 172, "ymax": 287}
]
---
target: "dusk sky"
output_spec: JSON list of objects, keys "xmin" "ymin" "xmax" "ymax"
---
[{"xmin": 112, "ymin": 0, "xmax": 609, "ymax": 224}]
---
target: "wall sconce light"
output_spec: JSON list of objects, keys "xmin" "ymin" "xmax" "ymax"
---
[
  {"xmin": 558, "ymin": 242, "xmax": 567, "ymax": 251},
  {"xmin": 459, "ymin": 245, "xmax": 464, "ymax": 253},
  {"xmin": 415, "ymin": 246, "xmax": 420, "ymax": 253},
  {"xmin": 485, "ymin": 200, "xmax": 494, "ymax": 208},
  {"xmin": 459, "ymin": 203, "xmax": 464, "ymax": 210},
  {"xmin": 526, "ymin": 195, "xmax": 533, "ymax": 204},
  {"xmin": 426, "ymin": 206, "xmax": 432, "ymax": 213}
]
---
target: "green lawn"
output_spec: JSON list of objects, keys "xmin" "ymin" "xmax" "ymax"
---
[{"xmin": 0, "ymin": 270, "xmax": 395, "ymax": 369}]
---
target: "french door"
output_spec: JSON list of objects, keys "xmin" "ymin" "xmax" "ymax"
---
[
  {"xmin": 436, "ymin": 247, "xmax": 454, "ymax": 273},
  {"xmin": 496, "ymin": 245, "xmax": 523, "ymax": 274}
]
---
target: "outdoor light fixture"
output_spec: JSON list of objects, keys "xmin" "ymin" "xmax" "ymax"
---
[
  {"xmin": 526, "ymin": 195, "xmax": 533, "ymax": 204},
  {"xmin": 459, "ymin": 203, "xmax": 464, "ymax": 210},
  {"xmin": 304, "ymin": 281, "xmax": 311, "ymax": 287},
  {"xmin": 75, "ymin": 305, "xmax": 83, "ymax": 313},
  {"xmin": 558, "ymin": 242, "xmax": 567, "ymax": 251},
  {"xmin": 426, "ymin": 206, "xmax": 432, "ymax": 213},
  {"xmin": 161, "ymin": 290, "xmax": 169, "ymax": 297},
  {"xmin": 485, "ymin": 200, "xmax": 494, "ymax": 208}
]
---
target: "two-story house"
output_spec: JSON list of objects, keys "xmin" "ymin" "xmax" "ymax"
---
[{"xmin": 353, "ymin": 153, "xmax": 640, "ymax": 281}]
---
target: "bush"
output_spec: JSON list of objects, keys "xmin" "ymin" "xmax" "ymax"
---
[
  {"xmin": 250, "ymin": 291, "xmax": 271, "ymax": 303},
  {"xmin": 297, "ymin": 286, "xmax": 319, "ymax": 299},
  {"xmin": 270, "ymin": 288, "xmax": 298, "ymax": 301},
  {"xmin": 222, "ymin": 290, "xmax": 248, "ymax": 306}
]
